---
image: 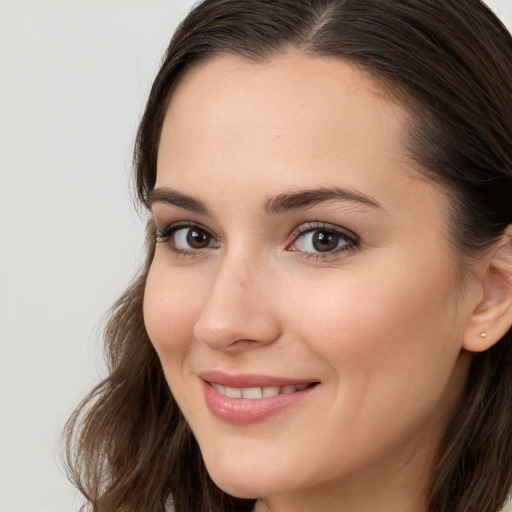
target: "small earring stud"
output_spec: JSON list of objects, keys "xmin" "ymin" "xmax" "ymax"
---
[{"xmin": 479, "ymin": 332, "xmax": 487, "ymax": 339}]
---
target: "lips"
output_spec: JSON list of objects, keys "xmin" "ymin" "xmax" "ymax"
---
[{"xmin": 199, "ymin": 370, "xmax": 319, "ymax": 424}]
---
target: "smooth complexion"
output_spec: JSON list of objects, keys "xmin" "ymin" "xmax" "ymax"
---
[{"xmin": 143, "ymin": 53, "xmax": 495, "ymax": 512}]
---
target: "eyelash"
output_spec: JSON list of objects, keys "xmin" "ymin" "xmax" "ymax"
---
[
  {"xmin": 154, "ymin": 220, "xmax": 359, "ymax": 260},
  {"xmin": 288, "ymin": 222, "xmax": 359, "ymax": 261},
  {"xmin": 155, "ymin": 221, "xmax": 219, "ymax": 258}
]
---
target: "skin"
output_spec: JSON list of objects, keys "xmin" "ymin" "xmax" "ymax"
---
[{"xmin": 143, "ymin": 53, "xmax": 490, "ymax": 512}]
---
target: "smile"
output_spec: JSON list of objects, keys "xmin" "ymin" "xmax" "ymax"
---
[
  {"xmin": 200, "ymin": 372, "xmax": 319, "ymax": 424},
  {"xmin": 210, "ymin": 383, "xmax": 311, "ymax": 399}
]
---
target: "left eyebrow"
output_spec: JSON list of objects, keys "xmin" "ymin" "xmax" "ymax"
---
[{"xmin": 263, "ymin": 186, "xmax": 383, "ymax": 214}]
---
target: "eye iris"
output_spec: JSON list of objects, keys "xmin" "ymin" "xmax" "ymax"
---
[
  {"xmin": 187, "ymin": 228, "xmax": 211, "ymax": 249},
  {"xmin": 312, "ymin": 230, "xmax": 339, "ymax": 252}
]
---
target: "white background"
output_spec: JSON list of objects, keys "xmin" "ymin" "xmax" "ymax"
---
[{"xmin": 1, "ymin": 1, "xmax": 511, "ymax": 511}]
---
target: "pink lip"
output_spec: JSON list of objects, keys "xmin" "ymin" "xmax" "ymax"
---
[
  {"xmin": 199, "ymin": 370, "xmax": 319, "ymax": 425},
  {"xmin": 199, "ymin": 370, "xmax": 316, "ymax": 388}
]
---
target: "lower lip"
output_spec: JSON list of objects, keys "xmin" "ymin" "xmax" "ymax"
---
[{"xmin": 202, "ymin": 381, "xmax": 317, "ymax": 424}]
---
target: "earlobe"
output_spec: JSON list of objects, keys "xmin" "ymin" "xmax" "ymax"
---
[{"xmin": 463, "ymin": 226, "xmax": 512, "ymax": 353}]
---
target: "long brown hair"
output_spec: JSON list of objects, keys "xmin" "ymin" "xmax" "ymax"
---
[{"xmin": 64, "ymin": 1, "xmax": 512, "ymax": 511}]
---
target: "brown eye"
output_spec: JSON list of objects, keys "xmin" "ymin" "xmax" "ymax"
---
[
  {"xmin": 185, "ymin": 228, "xmax": 212, "ymax": 249},
  {"xmin": 289, "ymin": 224, "xmax": 358, "ymax": 256},
  {"xmin": 311, "ymin": 230, "xmax": 340, "ymax": 252},
  {"xmin": 165, "ymin": 225, "xmax": 220, "ymax": 252}
]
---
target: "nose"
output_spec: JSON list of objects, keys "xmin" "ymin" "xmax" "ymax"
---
[{"xmin": 193, "ymin": 252, "xmax": 281, "ymax": 351}]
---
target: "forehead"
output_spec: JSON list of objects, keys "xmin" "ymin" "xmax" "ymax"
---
[
  {"xmin": 171, "ymin": 51, "xmax": 396, "ymax": 111},
  {"xmin": 160, "ymin": 53, "xmax": 420, "ymax": 187},
  {"xmin": 156, "ymin": 52, "xmax": 448, "ymax": 242},
  {"xmin": 157, "ymin": 52, "xmax": 413, "ymax": 181},
  {"xmin": 160, "ymin": 52, "xmax": 408, "ymax": 160}
]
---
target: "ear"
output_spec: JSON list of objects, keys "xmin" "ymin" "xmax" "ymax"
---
[{"xmin": 463, "ymin": 226, "xmax": 512, "ymax": 352}]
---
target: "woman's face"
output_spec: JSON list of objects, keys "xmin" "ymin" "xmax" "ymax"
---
[{"xmin": 144, "ymin": 53, "xmax": 477, "ymax": 509}]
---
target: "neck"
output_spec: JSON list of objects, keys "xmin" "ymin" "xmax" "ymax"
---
[{"xmin": 252, "ymin": 474, "xmax": 428, "ymax": 512}]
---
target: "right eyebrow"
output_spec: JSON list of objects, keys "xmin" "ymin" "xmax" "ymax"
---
[
  {"xmin": 263, "ymin": 186, "xmax": 384, "ymax": 214},
  {"xmin": 146, "ymin": 187, "xmax": 210, "ymax": 215}
]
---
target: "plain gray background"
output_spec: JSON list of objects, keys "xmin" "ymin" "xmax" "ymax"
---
[{"xmin": 1, "ymin": 1, "xmax": 511, "ymax": 511}]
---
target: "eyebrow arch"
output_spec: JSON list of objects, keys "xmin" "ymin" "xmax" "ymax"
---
[
  {"xmin": 146, "ymin": 185, "xmax": 383, "ymax": 216},
  {"xmin": 263, "ymin": 186, "xmax": 383, "ymax": 214},
  {"xmin": 146, "ymin": 187, "xmax": 210, "ymax": 215}
]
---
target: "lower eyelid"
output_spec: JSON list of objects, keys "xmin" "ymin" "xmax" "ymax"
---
[{"xmin": 155, "ymin": 222, "xmax": 215, "ymax": 240}]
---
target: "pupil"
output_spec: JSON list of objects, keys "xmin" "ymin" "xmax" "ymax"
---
[
  {"xmin": 187, "ymin": 229, "xmax": 210, "ymax": 249},
  {"xmin": 312, "ymin": 231, "xmax": 338, "ymax": 252}
]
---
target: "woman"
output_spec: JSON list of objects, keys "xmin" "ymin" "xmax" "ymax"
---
[{"xmin": 64, "ymin": 1, "xmax": 512, "ymax": 511}]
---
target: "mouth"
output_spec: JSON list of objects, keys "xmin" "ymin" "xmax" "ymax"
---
[
  {"xmin": 199, "ymin": 371, "xmax": 320, "ymax": 424},
  {"xmin": 208, "ymin": 382, "xmax": 315, "ymax": 399}
]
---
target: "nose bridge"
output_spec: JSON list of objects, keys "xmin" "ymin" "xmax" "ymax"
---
[
  {"xmin": 193, "ymin": 246, "xmax": 280, "ymax": 350},
  {"xmin": 223, "ymin": 248, "xmax": 253, "ymax": 293}
]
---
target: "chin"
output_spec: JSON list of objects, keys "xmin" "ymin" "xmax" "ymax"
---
[{"xmin": 202, "ymin": 451, "xmax": 293, "ymax": 500}]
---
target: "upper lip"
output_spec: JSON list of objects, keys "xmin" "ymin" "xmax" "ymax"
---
[{"xmin": 199, "ymin": 370, "xmax": 319, "ymax": 388}]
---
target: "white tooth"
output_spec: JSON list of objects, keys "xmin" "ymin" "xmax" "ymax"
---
[
  {"xmin": 262, "ymin": 386, "xmax": 280, "ymax": 397},
  {"xmin": 241, "ymin": 387, "xmax": 263, "ymax": 399},
  {"xmin": 225, "ymin": 386, "xmax": 242, "ymax": 398},
  {"xmin": 281, "ymin": 385, "xmax": 298, "ymax": 394},
  {"xmin": 212, "ymin": 383, "xmax": 226, "ymax": 395}
]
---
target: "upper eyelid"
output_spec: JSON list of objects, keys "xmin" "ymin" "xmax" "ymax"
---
[
  {"xmin": 156, "ymin": 220, "xmax": 216, "ymax": 235},
  {"xmin": 155, "ymin": 221, "xmax": 222, "ymax": 247},
  {"xmin": 290, "ymin": 221, "xmax": 359, "ymax": 240}
]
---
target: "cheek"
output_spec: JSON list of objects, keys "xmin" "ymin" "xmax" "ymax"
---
[
  {"xmin": 143, "ymin": 261, "xmax": 201, "ymax": 367},
  {"xmin": 285, "ymin": 258, "xmax": 463, "ymax": 408},
  {"xmin": 273, "ymin": 262, "xmax": 466, "ymax": 473}
]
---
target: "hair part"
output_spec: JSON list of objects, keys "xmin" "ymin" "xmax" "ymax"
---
[{"xmin": 65, "ymin": 1, "xmax": 512, "ymax": 511}]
